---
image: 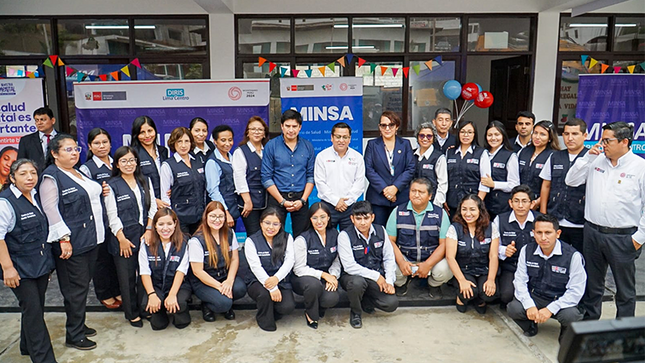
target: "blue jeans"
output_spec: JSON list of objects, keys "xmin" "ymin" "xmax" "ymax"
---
[{"xmin": 191, "ymin": 276, "xmax": 247, "ymax": 313}]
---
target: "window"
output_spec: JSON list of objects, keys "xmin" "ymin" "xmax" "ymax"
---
[
  {"xmin": 137, "ymin": 63, "xmax": 204, "ymax": 80},
  {"xmin": 614, "ymin": 17, "xmax": 645, "ymax": 52},
  {"xmin": 294, "ymin": 18, "xmax": 348, "ymax": 54},
  {"xmin": 238, "ymin": 18, "xmax": 291, "ymax": 54},
  {"xmin": 134, "ymin": 18, "xmax": 207, "ymax": 55},
  {"xmin": 558, "ymin": 60, "xmax": 605, "ymax": 125},
  {"xmin": 410, "ymin": 17, "xmax": 461, "ymax": 52},
  {"xmin": 357, "ymin": 61, "xmax": 403, "ymax": 131},
  {"xmin": 0, "ymin": 64, "xmax": 40, "ymax": 78},
  {"xmin": 0, "ymin": 19, "xmax": 52, "ymax": 56},
  {"xmin": 295, "ymin": 62, "xmax": 342, "ymax": 78},
  {"xmin": 352, "ymin": 17, "xmax": 406, "ymax": 53},
  {"xmin": 559, "ymin": 16, "xmax": 608, "ymax": 52},
  {"xmin": 408, "ymin": 60, "xmax": 456, "ymax": 131},
  {"xmin": 467, "ymin": 17, "xmax": 532, "ymax": 52},
  {"xmin": 241, "ymin": 61, "xmax": 290, "ymax": 132},
  {"xmin": 58, "ymin": 19, "xmax": 129, "ymax": 55}
]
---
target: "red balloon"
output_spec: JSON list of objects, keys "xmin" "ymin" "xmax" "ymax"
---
[
  {"xmin": 461, "ymin": 83, "xmax": 479, "ymax": 101},
  {"xmin": 474, "ymin": 91, "xmax": 494, "ymax": 108}
]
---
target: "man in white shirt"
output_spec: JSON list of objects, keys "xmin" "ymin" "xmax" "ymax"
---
[
  {"xmin": 314, "ymin": 122, "xmax": 365, "ymax": 231},
  {"xmin": 507, "ymin": 214, "xmax": 585, "ymax": 341},
  {"xmin": 565, "ymin": 121, "xmax": 644, "ymax": 320},
  {"xmin": 513, "ymin": 111, "xmax": 535, "ymax": 153}
]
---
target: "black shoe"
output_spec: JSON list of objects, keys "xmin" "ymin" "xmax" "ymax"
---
[
  {"xmin": 84, "ymin": 326, "xmax": 97, "ymax": 337},
  {"xmin": 318, "ymin": 308, "xmax": 326, "ymax": 319},
  {"xmin": 202, "ymin": 305, "xmax": 215, "ymax": 322},
  {"xmin": 456, "ymin": 303, "xmax": 467, "ymax": 313},
  {"xmin": 65, "ymin": 338, "xmax": 97, "ymax": 350},
  {"xmin": 361, "ymin": 300, "xmax": 375, "ymax": 314},
  {"xmin": 499, "ymin": 302, "xmax": 508, "ymax": 311},
  {"xmin": 395, "ymin": 278, "xmax": 411, "ymax": 297},
  {"xmin": 224, "ymin": 308, "xmax": 235, "ymax": 320},
  {"xmin": 305, "ymin": 312, "xmax": 318, "ymax": 330},
  {"xmin": 428, "ymin": 286, "xmax": 443, "ymax": 300},
  {"xmin": 274, "ymin": 312, "xmax": 283, "ymax": 321},
  {"xmin": 20, "ymin": 349, "xmax": 28, "ymax": 356},
  {"xmin": 350, "ymin": 312, "xmax": 362, "ymax": 329},
  {"xmin": 523, "ymin": 322, "xmax": 538, "ymax": 337},
  {"xmin": 130, "ymin": 319, "xmax": 143, "ymax": 328},
  {"xmin": 475, "ymin": 303, "xmax": 487, "ymax": 315}
]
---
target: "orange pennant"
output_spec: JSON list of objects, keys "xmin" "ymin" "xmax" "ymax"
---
[
  {"xmin": 337, "ymin": 56, "xmax": 346, "ymax": 68},
  {"xmin": 380, "ymin": 66, "xmax": 387, "ymax": 76},
  {"xmin": 424, "ymin": 60, "xmax": 433, "ymax": 71},
  {"xmin": 57, "ymin": 58, "xmax": 65, "ymax": 66},
  {"xmin": 600, "ymin": 64, "xmax": 609, "ymax": 74},
  {"xmin": 27, "ymin": 72, "xmax": 36, "ymax": 79},
  {"xmin": 258, "ymin": 57, "xmax": 267, "ymax": 67},
  {"xmin": 318, "ymin": 66, "xmax": 326, "ymax": 76},
  {"xmin": 110, "ymin": 71, "xmax": 119, "ymax": 80}
]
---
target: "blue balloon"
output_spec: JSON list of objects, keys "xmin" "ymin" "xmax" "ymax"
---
[
  {"xmin": 476, "ymin": 83, "xmax": 482, "ymax": 93},
  {"xmin": 443, "ymin": 80, "xmax": 462, "ymax": 100}
]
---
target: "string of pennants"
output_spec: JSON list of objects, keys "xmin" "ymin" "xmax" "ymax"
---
[
  {"xmin": 258, "ymin": 54, "xmax": 445, "ymax": 78},
  {"xmin": 7, "ymin": 55, "xmax": 143, "ymax": 82},
  {"xmin": 581, "ymin": 55, "xmax": 645, "ymax": 74}
]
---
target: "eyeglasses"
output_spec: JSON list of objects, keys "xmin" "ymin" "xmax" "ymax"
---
[
  {"xmin": 512, "ymin": 199, "xmax": 531, "ymax": 205},
  {"xmin": 208, "ymin": 214, "xmax": 226, "ymax": 221},
  {"xmin": 418, "ymin": 133, "xmax": 434, "ymax": 140},
  {"xmin": 600, "ymin": 138, "xmax": 619, "ymax": 145},
  {"xmin": 333, "ymin": 134, "xmax": 351, "ymax": 141},
  {"xmin": 262, "ymin": 220, "xmax": 281, "ymax": 228},
  {"xmin": 61, "ymin": 146, "xmax": 82, "ymax": 153},
  {"xmin": 91, "ymin": 140, "xmax": 110, "ymax": 146},
  {"xmin": 119, "ymin": 158, "xmax": 137, "ymax": 165},
  {"xmin": 249, "ymin": 127, "xmax": 265, "ymax": 133},
  {"xmin": 379, "ymin": 123, "xmax": 396, "ymax": 129},
  {"xmin": 460, "ymin": 131, "xmax": 475, "ymax": 136},
  {"xmin": 311, "ymin": 215, "xmax": 329, "ymax": 222}
]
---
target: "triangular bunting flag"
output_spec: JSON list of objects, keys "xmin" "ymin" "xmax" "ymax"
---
[
  {"xmin": 581, "ymin": 55, "xmax": 588, "ymax": 66},
  {"xmin": 27, "ymin": 72, "xmax": 36, "ymax": 79},
  {"xmin": 318, "ymin": 66, "xmax": 326, "ymax": 76},
  {"xmin": 305, "ymin": 69, "xmax": 313, "ymax": 78},
  {"xmin": 600, "ymin": 64, "xmax": 609, "ymax": 74},
  {"xmin": 99, "ymin": 74, "xmax": 107, "ymax": 81},
  {"xmin": 337, "ymin": 57, "xmax": 346, "ymax": 67},
  {"xmin": 640, "ymin": 62, "xmax": 645, "ymax": 71},
  {"xmin": 369, "ymin": 63, "xmax": 377, "ymax": 74},
  {"xmin": 628, "ymin": 65, "xmax": 636, "ymax": 74},
  {"xmin": 43, "ymin": 58, "xmax": 54, "ymax": 68},
  {"xmin": 57, "ymin": 58, "xmax": 64, "ymax": 66},
  {"xmin": 412, "ymin": 64, "xmax": 421, "ymax": 75},
  {"xmin": 88, "ymin": 75, "xmax": 96, "ymax": 81},
  {"xmin": 77, "ymin": 72, "xmax": 85, "ymax": 82},
  {"xmin": 613, "ymin": 66, "xmax": 621, "ymax": 74},
  {"xmin": 49, "ymin": 55, "xmax": 58, "ymax": 65},
  {"xmin": 131, "ymin": 58, "xmax": 141, "ymax": 68},
  {"xmin": 424, "ymin": 60, "xmax": 433, "ymax": 71},
  {"xmin": 269, "ymin": 62, "xmax": 277, "ymax": 72},
  {"xmin": 110, "ymin": 71, "xmax": 120, "ymax": 80},
  {"xmin": 258, "ymin": 57, "xmax": 267, "ymax": 67},
  {"xmin": 328, "ymin": 62, "xmax": 335, "ymax": 72},
  {"xmin": 358, "ymin": 57, "xmax": 367, "ymax": 67},
  {"xmin": 434, "ymin": 55, "xmax": 443, "ymax": 65},
  {"xmin": 402, "ymin": 67, "xmax": 410, "ymax": 78},
  {"xmin": 65, "ymin": 67, "xmax": 76, "ymax": 77},
  {"xmin": 292, "ymin": 69, "xmax": 300, "ymax": 77},
  {"xmin": 392, "ymin": 68, "xmax": 399, "ymax": 77},
  {"xmin": 380, "ymin": 66, "xmax": 387, "ymax": 76},
  {"xmin": 589, "ymin": 58, "xmax": 598, "ymax": 69},
  {"xmin": 280, "ymin": 67, "xmax": 288, "ymax": 77},
  {"xmin": 120, "ymin": 65, "xmax": 130, "ymax": 78},
  {"xmin": 347, "ymin": 54, "xmax": 354, "ymax": 65}
]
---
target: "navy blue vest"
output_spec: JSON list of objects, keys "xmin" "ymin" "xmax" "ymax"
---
[
  {"xmin": 546, "ymin": 149, "xmax": 588, "ymax": 225},
  {"xmin": 193, "ymin": 140, "xmax": 215, "ymax": 165},
  {"xmin": 498, "ymin": 211, "xmax": 539, "ymax": 272},
  {"xmin": 525, "ymin": 241, "xmax": 576, "ymax": 301},
  {"xmin": 446, "ymin": 146, "xmax": 485, "ymax": 209},
  {"xmin": 238, "ymin": 144, "xmax": 267, "ymax": 210},
  {"xmin": 395, "ymin": 204, "xmax": 442, "ymax": 262},
  {"xmin": 345, "ymin": 225, "xmax": 386, "ymax": 276},
  {"xmin": 0, "ymin": 189, "xmax": 54, "ymax": 280},
  {"xmin": 301, "ymin": 228, "xmax": 338, "ymax": 273},
  {"xmin": 210, "ymin": 153, "xmax": 240, "ymax": 220},
  {"xmin": 485, "ymin": 149, "xmax": 514, "ymax": 216},
  {"xmin": 106, "ymin": 176, "xmax": 149, "ymax": 256},
  {"xmin": 414, "ymin": 148, "xmax": 443, "ymax": 203},
  {"xmin": 166, "ymin": 156, "xmax": 206, "ymax": 225},
  {"xmin": 189, "ymin": 230, "xmax": 234, "ymax": 284},
  {"xmin": 518, "ymin": 145, "xmax": 553, "ymax": 200},
  {"xmin": 42, "ymin": 165, "xmax": 98, "ymax": 254},
  {"xmin": 82, "ymin": 158, "xmax": 112, "ymax": 182},
  {"xmin": 134, "ymin": 145, "xmax": 168, "ymax": 199},
  {"xmin": 434, "ymin": 133, "xmax": 457, "ymax": 154},
  {"xmin": 453, "ymin": 223, "xmax": 493, "ymax": 276},
  {"xmin": 146, "ymin": 237, "xmax": 189, "ymax": 298},
  {"xmin": 245, "ymin": 231, "xmax": 291, "ymax": 289}
]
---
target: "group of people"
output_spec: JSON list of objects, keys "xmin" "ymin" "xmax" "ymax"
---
[{"xmin": 0, "ymin": 106, "xmax": 642, "ymax": 363}]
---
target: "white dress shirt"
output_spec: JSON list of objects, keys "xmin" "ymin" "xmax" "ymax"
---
[
  {"xmin": 205, "ymin": 149, "xmax": 233, "ymax": 210},
  {"xmin": 486, "ymin": 148, "xmax": 520, "ymax": 193},
  {"xmin": 39, "ymin": 130, "xmax": 57, "ymax": 156},
  {"xmin": 514, "ymin": 136, "xmax": 529, "ymax": 152},
  {"xmin": 415, "ymin": 145, "xmax": 448, "ymax": 206},
  {"xmin": 493, "ymin": 211, "xmax": 535, "ymax": 260},
  {"xmin": 436, "ymin": 133, "xmax": 449, "ymax": 148},
  {"xmin": 539, "ymin": 153, "xmax": 584, "ymax": 228},
  {"xmin": 138, "ymin": 239, "xmax": 190, "ymax": 276},
  {"xmin": 188, "ymin": 235, "xmax": 239, "ymax": 263},
  {"xmin": 79, "ymin": 155, "xmax": 113, "ymax": 179},
  {"xmin": 193, "ymin": 143, "xmax": 211, "ymax": 156},
  {"xmin": 513, "ymin": 241, "xmax": 586, "ymax": 314},
  {"xmin": 337, "ymin": 225, "xmax": 396, "ymax": 285},
  {"xmin": 232, "ymin": 142, "xmax": 263, "ymax": 195},
  {"xmin": 104, "ymin": 177, "xmax": 157, "ymax": 236},
  {"xmin": 0, "ymin": 185, "xmax": 41, "ymax": 240},
  {"xmin": 454, "ymin": 145, "xmax": 492, "ymax": 193},
  {"xmin": 314, "ymin": 145, "xmax": 365, "ymax": 207},
  {"xmin": 293, "ymin": 230, "xmax": 341, "ymax": 279},
  {"xmin": 446, "ymin": 223, "xmax": 500, "ymax": 241},
  {"xmin": 159, "ymin": 153, "xmax": 197, "ymax": 206},
  {"xmin": 244, "ymin": 234, "xmax": 295, "ymax": 292},
  {"xmin": 565, "ymin": 150, "xmax": 645, "ymax": 244}
]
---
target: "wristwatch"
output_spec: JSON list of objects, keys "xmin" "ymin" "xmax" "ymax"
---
[
  {"xmin": 300, "ymin": 198, "xmax": 307, "ymax": 205},
  {"xmin": 279, "ymin": 199, "xmax": 286, "ymax": 207},
  {"xmin": 59, "ymin": 235, "xmax": 71, "ymax": 243}
]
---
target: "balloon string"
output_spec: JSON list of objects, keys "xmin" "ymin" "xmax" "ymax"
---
[
  {"xmin": 453, "ymin": 100, "xmax": 459, "ymax": 127},
  {"xmin": 461, "ymin": 102, "xmax": 476, "ymax": 118}
]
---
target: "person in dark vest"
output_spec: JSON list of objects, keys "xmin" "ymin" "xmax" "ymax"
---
[
  {"xmin": 243, "ymin": 208, "xmax": 296, "ymax": 332},
  {"xmin": 445, "ymin": 120, "xmax": 492, "ymax": 219},
  {"xmin": 205, "ymin": 125, "xmax": 238, "ymax": 228},
  {"xmin": 446, "ymin": 194, "xmax": 499, "ymax": 314},
  {"xmin": 104, "ymin": 146, "xmax": 157, "ymax": 328},
  {"xmin": 39, "ymin": 134, "xmax": 105, "ymax": 350},
  {"xmin": 517, "ymin": 120, "xmax": 560, "ymax": 206},
  {"xmin": 493, "ymin": 185, "xmax": 540, "ymax": 308},
  {"xmin": 17, "ymin": 107, "xmax": 57, "ymax": 171},
  {"xmin": 386, "ymin": 178, "xmax": 452, "ymax": 299},
  {"xmin": 0, "ymin": 159, "xmax": 57, "ymax": 363},
  {"xmin": 130, "ymin": 116, "xmax": 169, "ymax": 209},
  {"xmin": 79, "ymin": 128, "xmax": 122, "ymax": 311},
  {"xmin": 160, "ymin": 127, "xmax": 207, "ymax": 235},
  {"xmin": 189, "ymin": 117, "xmax": 215, "ymax": 164},
  {"xmin": 513, "ymin": 111, "xmax": 535, "ymax": 153},
  {"xmin": 291, "ymin": 202, "xmax": 341, "ymax": 329},
  {"xmin": 539, "ymin": 119, "xmax": 588, "ymax": 252},
  {"xmin": 337, "ymin": 201, "xmax": 398, "ymax": 329},
  {"xmin": 507, "ymin": 214, "xmax": 585, "ymax": 341},
  {"xmin": 482, "ymin": 121, "xmax": 519, "ymax": 221},
  {"xmin": 413, "ymin": 122, "xmax": 447, "ymax": 207},
  {"xmin": 139, "ymin": 208, "xmax": 192, "ymax": 330},
  {"xmin": 364, "ymin": 111, "xmax": 416, "ymax": 226},
  {"xmin": 432, "ymin": 108, "xmax": 457, "ymax": 154},
  {"xmin": 232, "ymin": 116, "xmax": 269, "ymax": 236},
  {"xmin": 188, "ymin": 201, "xmax": 247, "ymax": 322}
]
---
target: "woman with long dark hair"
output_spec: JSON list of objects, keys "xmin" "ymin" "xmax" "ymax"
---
[
  {"xmin": 104, "ymin": 146, "xmax": 157, "ymax": 328},
  {"xmin": 243, "ymin": 207, "xmax": 295, "ymax": 331},
  {"xmin": 138, "ymin": 208, "xmax": 192, "ymax": 330},
  {"xmin": 0, "ymin": 159, "xmax": 57, "ymax": 362},
  {"xmin": 291, "ymin": 202, "xmax": 341, "ymax": 329},
  {"xmin": 232, "ymin": 116, "xmax": 269, "ymax": 236},
  {"xmin": 130, "ymin": 116, "xmax": 169, "ymax": 209},
  {"xmin": 40, "ymin": 133, "xmax": 105, "ymax": 350},
  {"xmin": 188, "ymin": 201, "xmax": 247, "ymax": 322},
  {"xmin": 481, "ymin": 121, "xmax": 520, "ymax": 220},
  {"xmin": 205, "ymin": 125, "xmax": 238, "ymax": 228},
  {"xmin": 190, "ymin": 117, "xmax": 215, "ymax": 164},
  {"xmin": 517, "ymin": 120, "xmax": 560, "ymax": 206},
  {"xmin": 446, "ymin": 195, "xmax": 499, "ymax": 314}
]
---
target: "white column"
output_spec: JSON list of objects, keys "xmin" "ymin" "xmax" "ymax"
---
[
  {"xmin": 531, "ymin": 11, "xmax": 561, "ymax": 121},
  {"xmin": 209, "ymin": 13, "xmax": 236, "ymax": 80}
]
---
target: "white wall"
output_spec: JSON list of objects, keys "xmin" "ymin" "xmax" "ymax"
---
[
  {"xmin": 531, "ymin": 11, "xmax": 561, "ymax": 122},
  {"xmin": 209, "ymin": 13, "xmax": 236, "ymax": 79}
]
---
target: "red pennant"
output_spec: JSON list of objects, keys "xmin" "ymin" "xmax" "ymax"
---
[
  {"xmin": 49, "ymin": 55, "xmax": 58, "ymax": 65},
  {"xmin": 357, "ymin": 57, "xmax": 367, "ymax": 67},
  {"xmin": 392, "ymin": 68, "xmax": 399, "ymax": 77},
  {"xmin": 402, "ymin": 67, "xmax": 410, "ymax": 78},
  {"xmin": 258, "ymin": 57, "xmax": 267, "ymax": 66},
  {"xmin": 292, "ymin": 69, "xmax": 300, "ymax": 77},
  {"xmin": 65, "ymin": 67, "xmax": 76, "ymax": 77},
  {"xmin": 99, "ymin": 74, "xmax": 107, "ymax": 81},
  {"xmin": 110, "ymin": 71, "xmax": 119, "ymax": 80},
  {"xmin": 613, "ymin": 66, "xmax": 621, "ymax": 73},
  {"xmin": 269, "ymin": 62, "xmax": 277, "ymax": 72},
  {"xmin": 131, "ymin": 58, "xmax": 141, "ymax": 68}
]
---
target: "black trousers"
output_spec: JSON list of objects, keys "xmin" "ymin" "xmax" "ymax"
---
[
  {"xmin": 371, "ymin": 204, "xmax": 396, "ymax": 227},
  {"xmin": 559, "ymin": 226, "xmax": 584, "ymax": 253},
  {"xmin": 92, "ymin": 240, "xmax": 120, "ymax": 301},
  {"xmin": 339, "ymin": 274, "xmax": 398, "ymax": 316},
  {"xmin": 291, "ymin": 275, "xmax": 340, "ymax": 321},
  {"xmin": 13, "ymin": 274, "xmax": 57, "ymax": 363},
  {"xmin": 247, "ymin": 281, "xmax": 295, "ymax": 331},
  {"xmin": 498, "ymin": 269, "xmax": 516, "ymax": 304},
  {"xmin": 179, "ymin": 221, "xmax": 200, "ymax": 236},
  {"xmin": 52, "ymin": 243, "xmax": 98, "ymax": 343},
  {"xmin": 141, "ymin": 288, "xmax": 192, "ymax": 330},
  {"xmin": 321, "ymin": 200, "xmax": 353, "ymax": 231},
  {"xmin": 267, "ymin": 191, "xmax": 310, "ymax": 237},
  {"xmin": 507, "ymin": 295, "xmax": 583, "ymax": 339},
  {"xmin": 241, "ymin": 208, "xmax": 263, "ymax": 237},
  {"xmin": 457, "ymin": 273, "xmax": 499, "ymax": 305},
  {"xmin": 581, "ymin": 222, "xmax": 641, "ymax": 320},
  {"xmin": 113, "ymin": 252, "xmax": 140, "ymax": 321}
]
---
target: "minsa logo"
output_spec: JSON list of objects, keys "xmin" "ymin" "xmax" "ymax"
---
[
  {"xmin": 92, "ymin": 92, "xmax": 102, "ymax": 101},
  {"xmin": 321, "ymin": 84, "xmax": 333, "ymax": 91},
  {"xmin": 577, "ymin": 101, "xmax": 596, "ymax": 108},
  {"xmin": 340, "ymin": 83, "xmax": 348, "ymax": 91},
  {"xmin": 166, "ymin": 89, "xmax": 184, "ymax": 97},
  {"xmin": 228, "ymin": 86, "xmax": 242, "ymax": 101},
  {"xmin": 593, "ymin": 90, "xmax": 612, "ymax": 96},
  {"xmin": 623, "ymin": 90, "xmax": 643, "ymax": 97},
  {"xmin": 607, "ymin": 101, "xmax": 626, "ymax": 107}
]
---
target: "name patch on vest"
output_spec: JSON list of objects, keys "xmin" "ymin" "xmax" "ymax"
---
[
  {"xmin": 457, "ymin": 241, "xmax": 467, "ymax": 247},
  {"xmin": 197, "ymin": 168, "xmax": 204, "ymax": 174},
  {"xmin": 169, "ymin": 256, "xmax": 180, "ymax": 262},
  {"xmin": 503, "ymin": 231, "xmax": 517, "ymax": 237},
  {"xmin": 519, "ymin": 160, "xmax": 527, "ymax": 166},
  {"xmin": 20, "ymin": 211, "xmax": 36, "ymax": 220},
  {"xmin": 466, "ymin": 159, "xmax": 479, "ymax": 164},
  {"xmin": 373, "ymin": 241, "xmax": 383, "ymax": 248},
  {"xmin": 536, "ymin": 163, "xmax": 545, "ymax": 169},
  {"xmin": 553, "ymin": 164, "xmax": 564, "ymax": 170},
  {"xmin": 97, "ymin": 172, "xmax": 111, "ymax": 179},
  {"xmin": 308, "ymin": 249, "xmax": 320, "ymax": 255},
  {"xmin": 480, "ymin": 238, "xmax": 491, "ymax": 245},
  {"xmin": 148, "ymin": 256, "xmax": 161, "ymax": 262},
  {"xmin": 493, "ymin": 162, "xmax": 506, "ymax": 168},
  {"xmin": 140, "ymin": 160, "xmax": 152, "ymax": 167},
  {"xmin": 447, "ymin": 159, "xmax": 457, "ymax": 164},
  {"xmin": 398, "ymin": 211, "xmax": 410, "ymax": 216},
  {"xmin": 257, "ymin": 251, "xmax": 271, "ymax": 257},
  {"xmin": 352, "ymin": 245, "xmax": 364, "ymax": 251},
  {"xmin": 117, "ymin": 194, "xmax": 131, "ymax": 202},
  {"xmin": 176, "ymin": 171, "xmax": 190, "ymax": 178},
  {"xmin": 426, "ymin": 213, "xmax": 439, "ymax": 219},
  {"xmin": 61, "ymin": 187, "xmax": 78, "ymax": 196},
  {"xmin": 551, "ymin": 266, "xmax": 567, "ymax": 274},
  {"xmin": 526, "ymin": 261, "xmax": 540, "ymax": 269},
  {"xmin": 422, "ymin": 164, "xmax": 434, "ymax": 170},
  {"xmin": 330, "ymin": 246, "xmax": 337, "ymax": 253}
]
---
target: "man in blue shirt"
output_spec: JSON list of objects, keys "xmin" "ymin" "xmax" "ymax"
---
[{"xmin": 261, "ymin": 109, "xmax": 315, "ymax": 237}]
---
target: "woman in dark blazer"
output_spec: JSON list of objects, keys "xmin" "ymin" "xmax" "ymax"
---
[
  {"xmin": 130, "ymin": 116, "xmax": 169, "ymax": 209},
  {"xmin": 364, "ymin": 111, "xmax": 416, "ymax": 226}
]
